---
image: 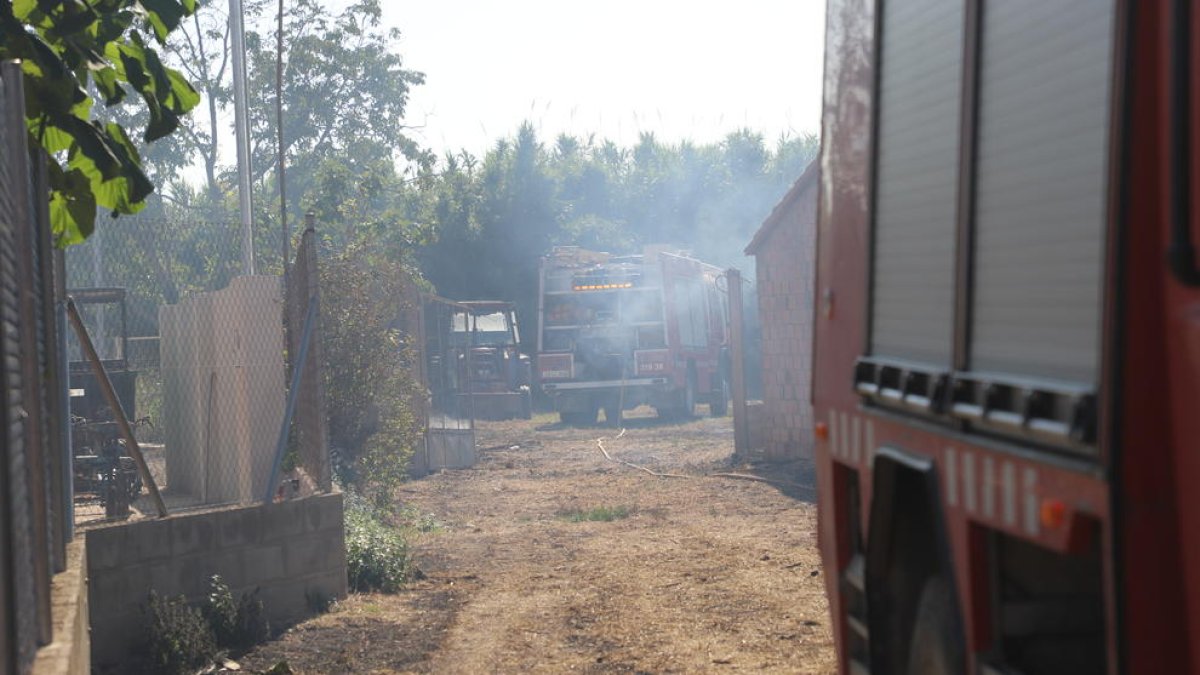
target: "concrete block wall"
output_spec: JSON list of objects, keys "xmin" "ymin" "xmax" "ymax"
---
[
  {"xmin": 31, "ymin": 541, "xmax": 90, "ymax": 675},
  {"xmin": 85, "ymin": 493, "xmax": 347, "ymax": 667},
  {"xmin": 753, "ymin": 176, "xmax": 817, "ymax": 462}
]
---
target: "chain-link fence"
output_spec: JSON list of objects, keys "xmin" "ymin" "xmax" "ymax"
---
[{"xmin": 64, "ymin": 213, "xmax": 327, "ymax": 526}]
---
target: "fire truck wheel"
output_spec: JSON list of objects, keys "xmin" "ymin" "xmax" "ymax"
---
[
  {"xmin": 683, "ymin": 369, "xmax": 697, "ymax": 418},
  {"xmin": 905, "ymin": 576, "xmax": 964, "ymax": 675},
  {"xmin": 560, "ymin": 408, "xmax": 597, "ymax": 426},
  {"xmin": 520, "ymin": 390, "xmax": 533, "ymax": 420},
  {"xmin": 603, "ymin": 403, "xmax": 622, "ymax": 427},
  {"xmin": 710, "ymin": 377, "xmax": 729, "ymax": 417}
]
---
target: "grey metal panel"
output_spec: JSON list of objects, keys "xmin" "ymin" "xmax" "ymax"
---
[
  {"xmin": 971, "ymin": 0, "xmax": 1115, "ymax": 384},
  {"xmin": 871, "ymin": 0, "xmax": 964, "ymax": 366}
]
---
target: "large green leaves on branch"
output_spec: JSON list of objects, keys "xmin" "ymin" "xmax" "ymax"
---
[{"xmin": 1, "ymin": 0, "xmax": 200, "ymax": 244}]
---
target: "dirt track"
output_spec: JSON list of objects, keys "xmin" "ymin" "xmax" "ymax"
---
[{"xmin": 241, "ymin": 410, "xmax": 835, "ymax": 673}]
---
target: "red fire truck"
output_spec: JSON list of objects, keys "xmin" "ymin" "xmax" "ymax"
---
[
  {"xmin": 813, "ymin": 1, "xmax": 1200, "ymax": 673},
  {"xmin": 536, "ymin": 246, "xmax": 729, "ymax": 425}
]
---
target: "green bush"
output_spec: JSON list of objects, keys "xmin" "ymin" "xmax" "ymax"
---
[
  {"xmin": 202, "ymin": 575, "xmax": 268, "ymax": 652},
  {"xmin": 147, "ymin": 591, "xmax": 218, "ymax": 675},
  {"xmin": 145, "ymin": 576, "xmax": 269, "ymax": 674},
  {"xmin": 322, "ymin": 247, "xmax": 425, "ymax": 508},
  {"xmin": 345, "ymin": 495, "xmax": 413, "ymax": 593}
]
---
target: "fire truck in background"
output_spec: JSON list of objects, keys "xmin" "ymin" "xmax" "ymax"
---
[
  {"xmin": 536, "ymin": 246, "xmax": 729, "ymax": 426},
  {"xmin": 814, "ymin": 1, "xmax": 1200, "ymax": 674}
]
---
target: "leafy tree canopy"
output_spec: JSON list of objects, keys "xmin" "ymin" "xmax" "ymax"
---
[{"xmin": 1, "ymin": 0, "xmax": 201, "ymax": 244}]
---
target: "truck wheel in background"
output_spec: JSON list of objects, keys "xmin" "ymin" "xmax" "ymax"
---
[
  {"xmin": 905, "ymin": 576, "xmax": 965, "ymax": 675},
  {"xmin": 560, "ymin": 401, "xmax": 598, "ymax": 426},
  {"xmin": 683, "ymin": 368, "xmax": 697, "ymax": 418},
  {"xmin": 709, "ymin": 375, "xmax": 729, "ymax": 417},
  {"xmin": 602, "ymin": 401, "xmax": 623, "ymax": 428},
  {"xmin": 659, "ymin": 369, "xmax": 698, "ymax": 421}
]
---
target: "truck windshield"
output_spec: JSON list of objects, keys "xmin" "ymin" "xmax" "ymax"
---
[{"xmin": 452, "ymin": 311, "xmax": 512, "ymax": 345}]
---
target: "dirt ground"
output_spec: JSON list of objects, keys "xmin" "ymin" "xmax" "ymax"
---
[{"xmin": 240, "ymin": 408, "xmax": 835, "ymax": 674}]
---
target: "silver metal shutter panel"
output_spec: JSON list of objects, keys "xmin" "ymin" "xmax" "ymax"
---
[
  {"xmin": 871, "ymin": 0, "xmax": 964, "ymax": 366},
  {"xmin": 971, "ymin": 0, "xmax": 1114, "ymax": 384}
]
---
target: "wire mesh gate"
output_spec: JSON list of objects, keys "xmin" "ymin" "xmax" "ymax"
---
[{"xmin": 409, "ymin": 294, "xmax": 476, "ymax": 476}]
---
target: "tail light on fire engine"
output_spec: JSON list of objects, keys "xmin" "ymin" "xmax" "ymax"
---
[{"xmin": 538, "ymin": 353, "xmax": 573, "ymax": 381}]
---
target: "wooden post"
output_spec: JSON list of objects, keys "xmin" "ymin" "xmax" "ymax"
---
[
  {"xmin": 727, "ymin": 268, "xmax": 750, "ymax": 457},
  {"xmin": 65, "ymin": 299, "xmax": 167, "ymax": 518}
]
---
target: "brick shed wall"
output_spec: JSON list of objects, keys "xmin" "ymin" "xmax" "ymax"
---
[{"xmin": 752, "ymin": 178, "xmax": 817, "ymax": 461}]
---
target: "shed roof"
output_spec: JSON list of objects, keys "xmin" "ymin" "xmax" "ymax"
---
[{"xmin": 744, "ymin": 159, "xmax": 820, "ymax": 256}]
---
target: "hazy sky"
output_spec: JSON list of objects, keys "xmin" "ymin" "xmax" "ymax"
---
[{"xmin": 379, "ymin": 1, "xmax": 827, "ymax": 158}]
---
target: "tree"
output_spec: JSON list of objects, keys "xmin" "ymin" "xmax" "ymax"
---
[
  {"xmin": 156, "ymin": 0, "xmax": 239, "ymax": 208},
  {"xmin": 246, "ymin": 0, "xmax": 430, "ymax": 211},
  {"xmin": 1, "ymin": 0, "xmax": 201, "ymax": 243},
  {"xmin": 409, "ymin": 124, "xmax": 820, "ymax": 322}
]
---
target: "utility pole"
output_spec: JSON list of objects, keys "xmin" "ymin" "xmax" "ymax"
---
[
  {"xmin": 230, "ymin": 0, "xmax": 255, "ymax": 275},
  {"xmin": 276, "ymin": 0, "xmax": 288, "ymax": 273}
]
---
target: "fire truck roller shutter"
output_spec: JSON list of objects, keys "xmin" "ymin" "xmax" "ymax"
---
[
  {"xmin": 970, "ymin": 0, "xmax": 1115, "ymax": 385},
  {"xmin": 870, "ymin": 0, "xmax": 965, "ymax": 366}
]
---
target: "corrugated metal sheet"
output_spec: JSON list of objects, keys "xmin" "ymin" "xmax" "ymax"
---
[
  {"xmin": 970, "ymin": 0, "xmax": 1115, "ymax": 384},
  {"xmin": 0, "ymin": 65, "xmax": 37, "ymax": 673},
  {"xmin": 870, "ymin": 0, "xmax": 965, "ymax": 366}
]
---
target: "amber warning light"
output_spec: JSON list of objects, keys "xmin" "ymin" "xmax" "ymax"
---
[
  {"xmin": 814, "ymin": 421, "xmax": 829, "ymax": 441},
  {"xmin": 573, "ymin": 282, "xmax": 634, "ymax": 291}
]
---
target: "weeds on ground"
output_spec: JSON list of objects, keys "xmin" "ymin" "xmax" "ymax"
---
[
  {"xmin": 203, "ymin": 575, "xmax": 269, "ymax": 651},
  {"xmin": 147, "ymin": 591, "xmax": 217, "ymax": 675},
  {"xmin": 145, "ymin": 575, "xmax": 269, "ymax": 674},
  {"xmin": 558, "ymin": 505, "xmax": 632, "ymax": 523},
  {"xmin": 345, "ymin": 493, "xmax": 414, "ymax": 593},
  {"xmin": 394, "ymin": 503, "xmax": 443, "ymax": 533}
]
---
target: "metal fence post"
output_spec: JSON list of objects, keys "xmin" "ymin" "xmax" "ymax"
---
[
  {"xmin": 302, "ymin": 215, "xmax": 330, "ymax": 491},
  {"xmin": 727, "ymin": 268, "xmax": 750, "ymax": 457}
]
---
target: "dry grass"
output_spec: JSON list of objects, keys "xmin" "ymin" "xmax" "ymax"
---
[{"xmin": 239, "ymin": 409, "xmax": 835, "ymax": 674}]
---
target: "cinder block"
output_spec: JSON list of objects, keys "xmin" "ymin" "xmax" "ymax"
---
[
  {"xmin": 257, "ymin": 578, "xmax": 313, "ymax": 626},
  {"xmin": 218, "ymin": 505, "xmax": 263, "ymax": 548},
  {"xmin": 302, "ymin": 493, "xmax": 342, "ymax": 534},
  {"xmin": 90, "ymin": 609, "xmax": 144, "ymax": 668},
  {"xmin": 85, "ymin": 525, "xmax": 124, "ymax": 571},
  {"xmin": 310, "ymin": 567, "xmax": 348, "ymax": 601},
  {"xmin": 171, "ymin": 553, "xmax": 219, "ymax": 598},
  {"xmin": 211, "ymin": 549, "xmax": 247, "ymax": 589},
  {"xmin": 260, "ymin": 499, "xmax": 304, "ymax": 542},
  {"xmin": 171, "ymin": 513, "xmax": 217, "ymax": 556},
  {"xmin": 283, "ymin": 533, "xmax": 343, "ymax": 578},
  {"xmin": 243, "ymin": 544, "xmax": 286, "ymax": 585},
  {"xmin": 119, "ymin": 519, "xmax": 171, "ymax": 566},
  {"xmin": 88, "ymin": 569, "xmax": 131, "ymax": 618}
]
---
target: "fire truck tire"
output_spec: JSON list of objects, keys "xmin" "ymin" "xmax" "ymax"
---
[
  {"xmin": 560, "ymin": 408, "xmax": 597, "ymax": 426},
  {"xmin": 683, "ymin": 369, "xmax": 697, "ymax": 418},
  {"xmin": 710, "ymin": 377, "xmax": 729, "ymax": 417},
  {"xmin": 905, "ymin": 576, "xmax": 964, "ymax": 675},
  {"xmin": 603, "ymin": 403, "xmax": 622, "ymax": 427},
  {"xmin": 520, "ymin": 390, "xmax": 533, "ymax": 420}
]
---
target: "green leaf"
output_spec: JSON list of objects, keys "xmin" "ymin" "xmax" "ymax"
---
[
  {"xmin": 46, "ymin": 162, "xmax": 95, "ymax": 244},
  {"xmin": 12, "ymin": 0, "xmax": 37, "ymax": 21},
  {"xmin": 3, "ymin": 0, "xmax": 198, "ymax": 246},
  {"xmin": 138, "ymin": 0, "xmax": 191, "ymax": 43},
  {"xmin": 90, "ymin": 66, "xmax": 127, "ymax": 106},
  {"xmin": 164, "ymin": 65, "xmax": 199, "ymax": 110}
]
